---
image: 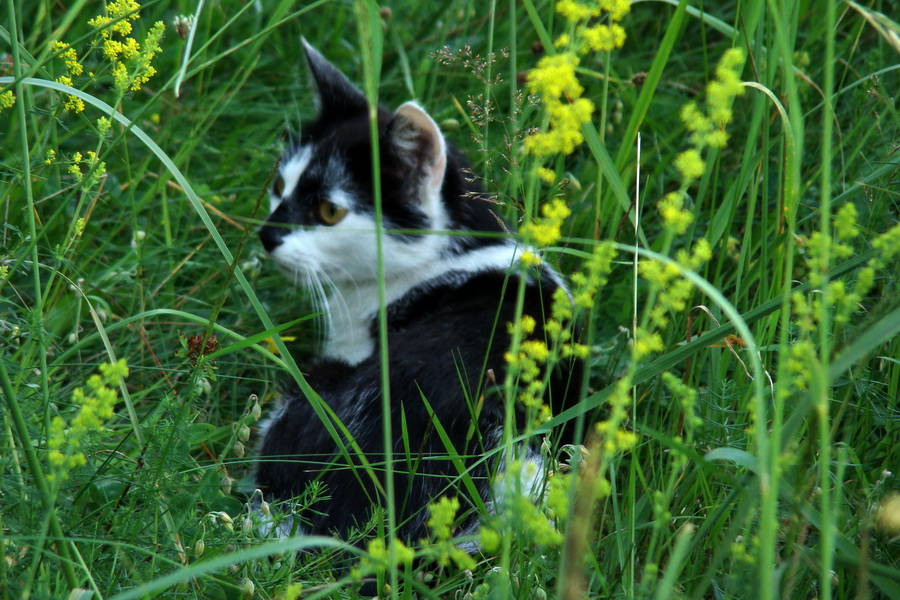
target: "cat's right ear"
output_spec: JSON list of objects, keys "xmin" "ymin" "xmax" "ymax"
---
[{"xmin": 302, "ymin": 38, "xmax": 368, "ymax": 120}]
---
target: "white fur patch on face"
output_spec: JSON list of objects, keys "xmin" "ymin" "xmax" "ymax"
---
[{"xmin": 271, "ymin": 145, "xmax": 313, "ymax": 211}]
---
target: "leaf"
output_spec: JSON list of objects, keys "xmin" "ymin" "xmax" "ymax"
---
[
  {"xmin": 184, "ymin": 423, "xmax": 217, "ymax": 445},
  {"xmin": 704, "ymin": 448, "xmax": 760, "ymax": 474},
  {"xmin": 204, "ymin": 315, "xmax": 315, "ymax": 360}
]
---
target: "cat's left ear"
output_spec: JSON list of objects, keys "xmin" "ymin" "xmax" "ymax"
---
[
  {"xmin": 388, "ymin": 101, "xmax": 447, "ymax": 200},
  {"xmin": 302, "ymin": 38, "xmax": 368, "ymax": 120}
]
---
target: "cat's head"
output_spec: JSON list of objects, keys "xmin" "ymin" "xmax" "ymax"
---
[{"xmin": 259, "ymin": 41, "xmax": 505, "ymax": 287}]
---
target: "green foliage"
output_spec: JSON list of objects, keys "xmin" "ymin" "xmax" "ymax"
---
[{"xmin": 2, "ymin": 0, "xmax": 899, "ymax": 598}]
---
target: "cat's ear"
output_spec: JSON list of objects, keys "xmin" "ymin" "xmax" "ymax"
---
[
  {"xmin": 388, "ymin": 101, "xmax": 447, "ymax": 199},
  {"xmin": 302, "ymin": 38, "xmax": 368, "ymax": 119}
]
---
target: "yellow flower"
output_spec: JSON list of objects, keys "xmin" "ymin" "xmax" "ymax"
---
[
  {"xmin": 680, "ymin": 102, "xmax": 710, "ymax": 133},
  {"xmin": 480, "ymin": 526, "xmax": 501, "ymax": 552},
  {"xmin": 88, "ymin": 0, "xmax": 141, "ymax": 38},
  {"xmin": 581, "ymin": 23, "xmax": 627, "ymax": 52},
  {"xmin": 602, "ymin": 0, "xmax": 632, "ymax": 21},
  {"xmin": 537, "ymin": 167, "xmax": 556, "ymax": 184},
  {"xmin": 527, "ymin": 52, "xmax": 583, "ymax": 100},
  {"xmin": 834, "ymin": 203, "xmax": 860, "ymax": 240},
  {"xmin": 0, "ymin": 91, "xmax": 15, "ymax": 111},
  {"xmin": 263, "ymin": 335, "xmax": 297, "ymax": 356},
  {"xmin": 633, "ymin": 328, "xmax": 663, "ymax": 359},
  {"xmin": 112, "ymin": 61, "xmax": 129, "ymax": 93},
  {"xmin": 556, "ymin": 0, "xmax": 597, "ymax": 22},
  {"xmin": 97, "ymin": 116, "xmax": 112, "ymax": 136},
  {"xmin": 47, "ymin": 360, "xmax": 128, "ymax": 482},
  {"xmin": 522, "ymin": 340, "xmax": 551, "ymax": 362},
  {"xmin": 658, "ymin": 191, "xmax": 694, "ymax": 235},
  {"xmin": 524, "ymin": 53, "xmax": 594, "ymax": 156},
  {"xmin": 520, "ymin": 250, "xmax": 542, "ymax": 266},
  {"xmin": 521, "ymin": 197, "xmax": 571, "ymax": 247},
  {"xmin": 704, "ymin": 129, "xmax": 729, "ymax": 148},
  {"xmin": 507, "ymin": 315, "xmax": 537, "ymax": 335},
  {"xmin": 674, "ymin": 149, "xmax": 706, "ymax": 181},
  {"xmin": 52, "ymin": 41, "xmax": 84, "ymax": 76}
]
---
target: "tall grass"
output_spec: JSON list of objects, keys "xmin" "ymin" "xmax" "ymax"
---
[{"xmin": 2, "ymin": 0, "xmax": 899, "ymax": 599}]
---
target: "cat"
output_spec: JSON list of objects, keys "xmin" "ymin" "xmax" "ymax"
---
[{"xmin": 255, "ymin": 40, "xmax": 583, "ymax": 542}]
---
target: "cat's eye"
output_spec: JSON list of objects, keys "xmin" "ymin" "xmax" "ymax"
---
[
  {"xmin": 318, "ymin": 200, "xmax": 348, "ymax": 226},
  {"xmin": 272, "ymin": 175, "xmax": 285, "ymax": 197}
]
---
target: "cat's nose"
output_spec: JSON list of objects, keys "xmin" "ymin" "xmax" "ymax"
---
[{"xmin": 259, "ymin": 224, "xmax": 284, "ymax": 252}]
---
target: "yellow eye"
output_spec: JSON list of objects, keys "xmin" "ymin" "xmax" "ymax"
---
[
  {"xmin": 318, "ymin": 200, "xmax": 348, "ymax": 225},
  {"xmin": 272, "ymin": 175, "xmax": 285, "ymax": 197}
]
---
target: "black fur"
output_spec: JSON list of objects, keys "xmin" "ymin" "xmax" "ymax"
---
[{"xmin": 255, "ymin": 43, "xmax": 582, "ymax": 541}]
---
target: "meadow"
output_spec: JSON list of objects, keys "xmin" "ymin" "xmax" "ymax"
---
[{"xmin": 2, "ymin": 0, "xmax": 899, "ymax": 598}]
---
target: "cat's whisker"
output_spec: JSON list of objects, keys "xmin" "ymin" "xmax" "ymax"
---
[{"xmin": 310, "ymin": 270, "xmax": 337, "ymax": 345}]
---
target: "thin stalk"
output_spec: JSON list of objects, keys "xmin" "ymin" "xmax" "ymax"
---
[
  {"xmin": 354, "ymin": 2, "xmax": 395, "ymax": 596},
  {"xmin": 818, "ymin": 2, "xmax": 837, "ymax": 598},
  {"xmin": 630, "ymin": 132, "xmax": 642, "ymax": 599},
  {"xmin": 0, "ymin": 358, "xmax": 78, "ymax": 589},
  {"xmin": 764, "ymin": 0, "xmax": 805, "ymax": 596},
  {"xmin": 4, "ymin": 0, "xmax": 77, "ymax": 590},
  {"xmin": 482, "ymin": 0, "xmax": 497, "ymax": 183}
]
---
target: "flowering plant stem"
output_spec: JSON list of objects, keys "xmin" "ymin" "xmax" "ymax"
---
[
  {"xmin": 0, "ymin": 359, "xmax": 78, "ymax": 590},
  {"xmin": 4, "ymin": 0, "xmax": 78, "ymax": 590}
]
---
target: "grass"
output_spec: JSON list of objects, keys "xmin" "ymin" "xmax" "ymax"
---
[{"xmin": 2, "ymin": 0, "xmax": 899, "ymax": 598}]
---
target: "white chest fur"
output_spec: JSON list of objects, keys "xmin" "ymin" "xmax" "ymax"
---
[{"xmin": 320, "ymin": 243, "xmax": 522, "ymax": 365}]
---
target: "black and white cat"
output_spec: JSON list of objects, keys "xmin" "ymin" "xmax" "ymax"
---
[{"xmin": 255, "ymin": 41, "xmax": 582, "ymax": 541}]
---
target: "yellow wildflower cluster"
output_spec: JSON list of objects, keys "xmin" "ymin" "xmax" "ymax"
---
[
  {"xmin": 421, "ymin": 496, "xmax": 476, "ymax": 569},
  {"xmin": 479, "ymin": 460, "xmax": 564, "ymax": 551},
  {"xmin": 504, "ymin": 336, "xmax": 554, "ymax": 422},
  {"xmin": 784, "ymin": 339, "xmax": 816, "ymax": 391},
  {"xmin": 593, "ymin": 378, "xmax": 639, "ymax": 465},
  {"xmin": 52, "ymin": 41, "xmax": 86, "ymax": 112},
  {"xmin": 658, "ymin": 191, "xmax": 693, "ymax": 235},
  {"xmin": 524, "ymin": 53, "xmax": 594, "ymax": 157},
  {"xmin": 83, "ymin": 0, "xmax": 165, "ymax": 94},
  {"xmin": 0, "ymin": 90, "xmax": 15, "ymax": 111},
  {"xmin": 103, "ymin": 37, "xmax": 141, "ymax": 62},
  {"xmin": 50, "ymin": 0, "xmax": 163, "ymax": 112},
  {"xmin": 52, "ymin": 41, "xmax": 84, "ymax": 76},
  {"xmin": 112, "ymin": 21, "xmax": 165, "ymax": 93},
  {"xmin": 47, "ymin": 360, "xmax": 128, "ymax": 482},
  {"xmin": 706, "ymin": 48, "xmax": 745, "ymax": 125},
  {"xmin": 632, "ymin": 327, "xmax": 664, "ymax": 360},
  {"xmin": 506, "ymin": 243, "xmax": 615, "ymax": 427},
  {"xmin": 792, "ymin": 205, "xmax": 899, "ymax": 338},
  {"xmin": 520, "ymin": 197, "xmax": 571, "ymax": 266},
  {"xmin": 97, "ymin": 116, "xmax": 112, "ymax": 136},
  {"xmin": 556, "ymin": 0, "xmax": 630, "ymax": 55},
  {"xmin": 67, "ymin": 150, "xmax": 107, "ymax": 188},
  {"xmin": 639, "ymin": 239, "xmax": 712, "ymax": 330},
  {"xmin": 353, "ymin": 537, "xmax": 414, "ymax": 578},
  {"xmin": 661, "ymin": 372, "xmax": 702, "ymax": 440},
  {"xmin": 536, "ymin": 0, "xmax": 630, "ymax": 144},
  {"xmin": 88, "ymin": 0, "xmax": 141, "ymax": 36},
  {"xmin": 568, "ymin": 242, "xmax": 617, "ymax": 310},
  {"xmin": 675, "ymin": 48, "xmax": 745, "ymax": 180},
  {"xmin": 522, "ymin": 0, "xmax": 628, "ymax": 156},
  {"xmin": 581, "ymin": 23, "xmax": 627, "ymax": 52},
  {"xmin": 536, "ymin": 167, "xmax": 556, "ymax": 184},
  {"xmin": 545, "ymin": 470, "xmax": 572, "ymax": 520},
  {"xmin": 659, "ymin": 49, "xmax": 745, "ymax": 233}
]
